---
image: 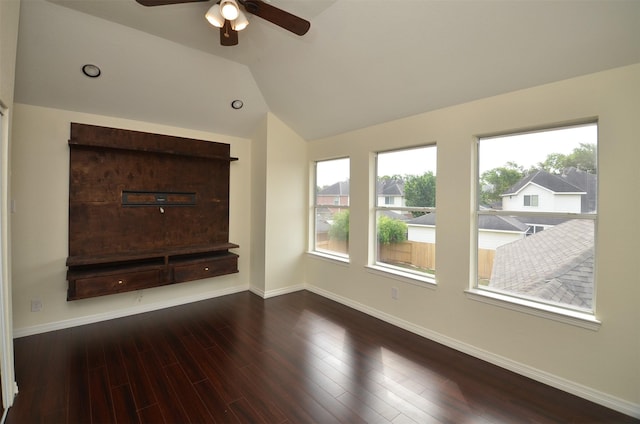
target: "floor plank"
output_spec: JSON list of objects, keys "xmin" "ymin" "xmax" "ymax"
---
[{"xmin": 7, "ymin": 290, "xmax": 637, "ymax": 424}]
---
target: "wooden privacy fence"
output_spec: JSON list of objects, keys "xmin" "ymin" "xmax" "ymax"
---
[
  {"xmin": 379, "ymin": 242, "xmax": 496, "ymax": 279},
  {"xmin": 477, "ymin": 248, "xmax": 495, "ymax": 280},
  {"xmin": 316, "ymin": 239, "xmax": 348, "ymax": 254},
  {"xmin": 379, "ymin": 241, "xmax": 435, "ymax": 271},
  {"xmin": 318, "ymin": 239, "xmax": 496, "ymax": 280}
]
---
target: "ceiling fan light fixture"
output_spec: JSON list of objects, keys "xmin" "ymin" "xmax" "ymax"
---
[
  {"xmin": 231, "ymin": 10, "xmax": 249, "ymax": 31},
  {"xmin": 205, "ymin": 4, "xmax": 224, "ymax": 28},
  {"xmin": 220, "ymin": 0, "xmax": 239, "ymax": 21}
]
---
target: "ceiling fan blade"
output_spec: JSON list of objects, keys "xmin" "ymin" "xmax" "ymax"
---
[
  {"xmin": 220, "ymin": 20, "xmax": 239, "ymax": 46},
  {"xmin": 135, "ymin": 0, "xmax": 207, "ymax": 6},
  {"xmin": 241, "ymin": 0, "xmax": 310, "ymax": 36}
]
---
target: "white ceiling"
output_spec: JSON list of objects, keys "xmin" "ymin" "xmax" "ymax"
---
[{"xmin": 14, "ymin": 0, "xmax": 640, "ymax": 140}]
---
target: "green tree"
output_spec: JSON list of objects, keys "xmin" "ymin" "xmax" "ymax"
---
[
  {"xmin": 377, "ymin": 215, "xmax": 407, "ymax": 244},
  {"xmin": 538, "ymin": 143, "xmax": 596, "ymax": 173},
  {"xmin": 328, "ymin": 210, "xmax": 349, "ymax": 241},
  {"xmin": 565, "ymin": 142, "xmax": 597, "ymax": 173},
  {"xmin": 479, "ymin": 162, "xmax": 524, "ymax": 206},
  {"xmin": 404, "ymin": 172, "xmax": 436, "ymax": 210}
]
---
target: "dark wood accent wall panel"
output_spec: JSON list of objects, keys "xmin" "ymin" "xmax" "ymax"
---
[{"xmin": 66, "ymin": 123, "xmax": 239, "ymax": 300}]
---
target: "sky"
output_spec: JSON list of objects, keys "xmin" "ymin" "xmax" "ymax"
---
[
  {"xmin": 316, "ymin": 123, "xmax": 597, "ymax": 187},
  {"xmin": 478, "ymin": 123, "xmax": 597, "ymax": 174}
]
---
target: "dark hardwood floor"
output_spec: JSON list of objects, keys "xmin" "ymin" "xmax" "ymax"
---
[{"xmin": 7, "ymin": 290, "xmax": 636, "ymax": 423}]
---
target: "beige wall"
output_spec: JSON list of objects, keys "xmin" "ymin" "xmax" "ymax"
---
[
  {"xmin": 249, "ymin": 116, "xmax": 268, "ymax": 294},
  {"xmin": 0, "ymin": 0, "xmax": 20, "ymax": 408},
  {"xmin": 263, "ymin": 113, "xmax": 307, "ymax": 294},
  {"xmin": 0, "ymin": 0, "xmax": 20, "ymax": 105},
  {"xmin": 249, "ymin": 113, "xmax": 307, "ymax": 296},
  {"xmin": 306, "ymin": 64, "xmax": 640, "ymax": 413},
  {"xmin": 11, "ymin": 104, "xmax": 252, "ymax": 334}
]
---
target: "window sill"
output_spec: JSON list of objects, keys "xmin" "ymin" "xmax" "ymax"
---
[
  {"xmin": 307, "ymin": 251, "xmax": 350, "ymax": 266},
  {"xmin": 366, "ymin": 265, "xmax": 437, "ymax": 288},
  {"xmin": 465, "ymin": 289, "xmax": 601, "ymax": 331}
]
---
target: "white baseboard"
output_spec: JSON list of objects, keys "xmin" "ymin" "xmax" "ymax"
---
[
  {"xmin": 13, "ymin": 284, "xmax": 249, "ymax": 338},
  {"xmin": 305, "ymin": 284, "xmax": 640, "ymax": 419},
  {"xmin": 250, "ymin": 283, "xmax": 305, "ymax": 299}
]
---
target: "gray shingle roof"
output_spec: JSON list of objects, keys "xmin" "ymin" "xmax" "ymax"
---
[
  {"xmin": 502, "ymin": 170, "xmax": 585, "ymax": 196},
  {"xmin": 407, "ymin": 212, "xmax": 528, "ymax": 232},
  {"xmin": 479, "ymin": 215, "xmax": 530, "ymax": 232},
  {"xmin": 377, "ymin": 178, "xmax": 404, "ymax": 196},
  {"xmin": 406, "ymin": 213, "xmax": 436, "ymax": 225},
  {"xmin": 489, "ymin": 219, "xmax": 593, "ymax": 308},
  {"xmin": 319, "ymin": 179, "xmax": 406, "ymax": 197},
  {"xmin": 319, "ymin": 181, "xmax": 350, "ymax": 196},
  {"xmin": 561, "ymin": 167, "xmax": 597, "ymax": 212}
]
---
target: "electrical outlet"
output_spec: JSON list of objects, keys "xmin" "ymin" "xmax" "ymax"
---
[
  {"xmin": 30, "ymin": 299, "xmax": 42, "ymax": 312},
  {"xmin": 391, "ymin": 287, "xmax": 399, "ymax": 300}
]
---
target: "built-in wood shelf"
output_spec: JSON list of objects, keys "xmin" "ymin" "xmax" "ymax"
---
[{"xmin": 66, "ymin": 123, "xmax": 238, "ymax": 300}]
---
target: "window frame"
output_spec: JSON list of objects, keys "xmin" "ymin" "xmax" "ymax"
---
[
  {"xmin": 523, "ymin": 194, "xmax": 538, "ymax": 207},
  {"xmin": 372, "ymin": 145, "xmax": 437, "ymax": 284},
  {"xmin": 311, "ymin": 157, "xmax": 350, "ymax": 261},
  {"xmin": 472, "ymin": 122, "xmax": 599, "ymax": 322}
]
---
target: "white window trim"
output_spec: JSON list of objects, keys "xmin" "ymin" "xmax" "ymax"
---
[
  {"xmin": 373, "ymin": 144, "xmax": 437, "ymax": 284},
  {"xmin": 307, "ymin": 250, "xmax": 350, "ymax": 265},
  {"xmin": 475, "ymin": 122, "xmax": 598, "ymax": 323},
  {"xmin": 465, "ymin": 288, "xmax": 601, "ymax": 330},
  {"xmin": 313, "ymin": 158, "xmax": 350, "ymax": 260},
  {"xmin": 366, "ymin": 264, "xmax": 436, "ymax": 287}
]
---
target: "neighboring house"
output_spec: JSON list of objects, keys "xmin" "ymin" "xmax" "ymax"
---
[
  {"xmin": 501, "ymin": 169, "xmax": 586, "ymax": 213},
  {"xmin": 406, "ymin": 213, "xmax": 436, "ymax": 243},
  {"xmin": 489, "ymin": 219, "xmax": 594, "ymax": 309},
  {"xmin": 318, "ymin": 179, "xmax": 407, "ymax": 243},
  {"xmin": 406, "ymin": 212, "xmax": 529, "ymax": 248},
  {"xmin": 318, "ymin": 178, "xmax": 407, "ymax": 209},
  {"xmin": 477, "ymin": 215, "xmax": 530, "ymax": 249},
  {"xmin": 561, "ymin": 167, "xmax": 597, "ymax": 212},
  {"xmin": 408, "ymin": 168, "xmax": 596, "ymax": 245},
  {"xmin": 488, "ymin": 168, "xmax": 596, "ymax": 308},
  {"xmin": 405, "ymin": 168, "xmax": 596, "ymax": 292},
  {"xmin": 376, "ymin": 178, "xmax": 405, "ymax": 207},
  {"xmin": 317, "ymin": 181, "xmax": 350, "ymax": 207}
]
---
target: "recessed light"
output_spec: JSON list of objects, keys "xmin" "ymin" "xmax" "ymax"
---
[
  {"xmin": 82, "ymin": 64, "xmax": 101, "ymax": 78},
  {"xmin": 231, "ymin": 99, "xmax": 244, "ymax": 109}
]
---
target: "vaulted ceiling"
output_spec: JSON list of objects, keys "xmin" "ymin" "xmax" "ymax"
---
[{"xmin": 14, "ymin": 0, "xmax": 640, "ymax": 140}]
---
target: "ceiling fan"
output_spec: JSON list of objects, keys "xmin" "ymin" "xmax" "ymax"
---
[{"xmin": 135, "ymin": 0, "xmax": 311, "ymax": 46}]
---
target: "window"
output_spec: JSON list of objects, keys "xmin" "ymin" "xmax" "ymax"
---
[
  {"xmin": 526, "ymin": 225, "xmax": 545, "ymax": 235},
  {"xmin": 375, "ymin": 145, "xmax": 437, "ymax": 280},
  {"xmin": 476, "ymin": 123, "xmax": 597, "ymax": 313},
  {"xmin": 523, "ymin": 194, "xmax": 538, "ymax": 207},
  {"xmin": 313, "ymin": 158, "xmax": 350, "ymax": 258}
]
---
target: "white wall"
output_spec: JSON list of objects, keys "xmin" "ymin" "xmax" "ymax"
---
[
  {"xmin": 377, "ymin": 195, "xmax": 404, "ymax": 207},
  {"xmin": 478, "ymin": 229, "xmax": 525, "ymax": 250},
  {"xmin": 10, "ymin": 104, "xmax": 252, "ymax": 335},
  {"xmin": 305, "ymin": 64, "xmax": 640, "ymax": 416},
  {"xmin": 407, "ymin": 225, "xmax": 435, "ymax": 244},
  {"xmin": 502, "ymin": 185, "xmax": 582, "ymax": 213}
]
